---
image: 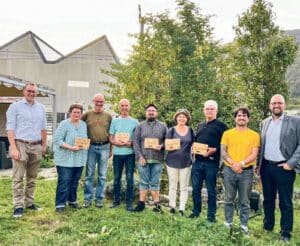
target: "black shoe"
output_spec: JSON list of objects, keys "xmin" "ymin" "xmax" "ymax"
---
[
  {"xmin": 189, "ymin": 213, "xmax": 199, "ymax": 219},
  {"xmin": 133, "ymin": 201, "xmax": 145, "ymax": 212},
  {"xmin": 69, "ymin": 203, "xmax": 81, "ymax": 209},
  {"xmin": 56, "ymin": 207, "xmax": 65, "ymax": 213},
  {"xmin": 27, "ymin": 204, "xmax": 42, "ymax": 211},
  {"xmin": 126, "ymin": 204, "xmax": 134, "ymax": 212},
  {"xmin": 13, "ymin": 208, "xmax": 24, "ymax": 218},
  {"xmin": 170, "ymin": 208, "xmax": 175, "ymax": 214},
  {"xmin": 153, "ymin": 203, "xmax": 163, "ymax": 213},
  {"xmin": 280, "ymin": 231, "xmax": 291, "ymax": 242},
  {"xmin": 83, "ymin": 201, "xmax": 92, "ymax": 208},
  {"xmin": 109, "ymin": 201, "xmax": 120, "ymax": 208},
  {"xmin": 95, "ymin": 201, "xmax": 103, "ymax": 208},
  {"xmin": 179, "ymin": 210, "xmax": 184, "ymax": 216},
  {"xmin": 207, "ymin": 217, "xmax": 216, "ymax": 223}
]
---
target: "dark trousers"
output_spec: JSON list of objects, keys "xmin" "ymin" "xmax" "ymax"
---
[
  {"xmin": 260, "ymin": 161, "xmax": 295, "ymax": 232},
  {"xmin": 55, "ymin": 166, "xmax": 83, "ymax": 208},
  {"xmin": 112, "ymin": 154, "xmax": 135, "ymax": 205},
  {"xmin": 191, "ymin": 160, "xmax": 219, "ymax": 218}
]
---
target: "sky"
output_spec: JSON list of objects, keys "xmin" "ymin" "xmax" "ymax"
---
[{"xmin": 0, "ymin": 0, "xmax": 299, "ymax": 61}]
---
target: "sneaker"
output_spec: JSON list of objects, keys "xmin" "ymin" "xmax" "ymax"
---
[
  {"xmin": 207, "ymin": 217, "xmax": 217, "ymax": 223},
  {"xmin": 241, "ymin": 225, "xmax": 249, "ymax": 235},
  {"xmin": 109, "ymin": 201, "xmax": 120, "ymax": 208},
  {"xmin": 133, "ymin": 201, "xmax": 145, "ymax": 212},
  {"xmin": 56, "ymin": 207, "xmax": 65, "ymax": 213},
  {"xmin": 170, "ymin": 208, "xmax": 175, "ymax": 214},
  {"xmin": 188, "ymin": 213, "xmax": 199, "ymax": 219},
  {"xmin": 224, "ymin": 222, "xmax": 233, "ymax": 227},
  {"xmin": 95, "ymin": 201, "xmax": 103, "ymax": 208},
  {"xmin": 69, "ymin": 203, "xmax": 81, "ymax": 209},
  {"xmin": 13, "ymin": 208, "xmax": 23, "ymax": 218},
  {"xmin": 126, "ymin": 204, "xmax": 134, "ymax": 212},
  {"xmin": 280, "ymin": 231, "xmax": 291, "ymax": 242},
  {"xmin": 83, "ymin": 201, "xmax": 92, "ymax": 208},
  {"xmin": 179, "ymin": 210, "xmax": 184, "ymax": 216},
  {"xmin": 27, "ymin": 204, "xmax": 42, "ymax": 211},
  {"xmin": 153, "ymin": 203, "xmax": 163, "ymax": 213}
]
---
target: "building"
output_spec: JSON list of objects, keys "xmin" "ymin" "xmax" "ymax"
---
[{"xmin": 0, "ymin": 31, "xmax": 119, "ymax": 121}]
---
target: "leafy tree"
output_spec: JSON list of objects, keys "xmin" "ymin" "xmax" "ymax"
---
[
  {"xmin": 233, "ymin": 0, "xmax": 298, "ymax": 128},
  {"xmin": 104, "ymin": 0, "xmax": 224, "ymax": 128}
]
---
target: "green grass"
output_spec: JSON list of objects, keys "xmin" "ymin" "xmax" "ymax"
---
[{"xmin": 0, "ymin": 176, "xmax": 300, "ymax": 245}]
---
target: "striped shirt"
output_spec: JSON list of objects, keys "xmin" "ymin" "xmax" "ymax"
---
[{"xmin": 133, "ymin": 119, "xmax": 167, "ymax": 162}]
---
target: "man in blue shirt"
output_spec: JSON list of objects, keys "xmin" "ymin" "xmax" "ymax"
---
[
  {"xmin": 6, "ymin": 82, "xmax": 47, "ymax": 218},
  {"xmin": 109, "ymin": 99, "xmax": 139, "ymax": 211}
]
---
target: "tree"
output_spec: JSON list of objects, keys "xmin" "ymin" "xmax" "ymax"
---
[
  {"xmin": 104, "ymin": 0, "xmax": 223, "ymax": 128},
  {"xmin": 233, "ymin": 0, "xmax": 298, "ymax": 127}
]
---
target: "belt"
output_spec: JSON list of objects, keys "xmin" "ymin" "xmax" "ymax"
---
[
  {"xmin": 91, "ymin": 141, "xmax": 109, "ymax": 146},
  {"xmin": 264, "ymin": 159, "xmax": 286, "ymax": 165},
  {"xmin": 243, "ymin": 166, "xmax": 253, "ymax": 170},
  {"xmin": 15, "ymin": 139, "xmax": 42, "ymax": 145}
]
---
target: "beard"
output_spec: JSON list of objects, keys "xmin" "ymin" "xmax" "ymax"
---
[{"xmin": 147, "ymin": 116, "xmax": 156, "ymax": 122}]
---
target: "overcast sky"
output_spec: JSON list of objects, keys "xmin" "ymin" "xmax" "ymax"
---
[{"xmin": 0, "ymin": 0, "xmax": 299, "ymax": 60}]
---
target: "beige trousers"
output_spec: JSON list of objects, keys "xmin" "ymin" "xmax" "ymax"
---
[
  {"xmin": 12, "ymin": 141, "xmax": 42, "ymax": 208},
  {"xmin": 167, "ymin": 166, "xmax": 191, "ymax": 211}
]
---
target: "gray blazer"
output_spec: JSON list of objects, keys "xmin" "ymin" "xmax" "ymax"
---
[{"xmin": 258, "ymin": 114, "xmax": 300, "ymax": 170}]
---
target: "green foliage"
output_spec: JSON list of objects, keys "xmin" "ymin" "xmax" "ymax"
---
[
  {"xmin": 233, "ymin": 0, "xmax": 298, "ymax": 129},
  {"xmin": 40, "ymin": 148, "xmax": 55, "ymax": 168},
  {"xmin": 103, "ymin": 0, "xmax": 231, "ymax": 128}
]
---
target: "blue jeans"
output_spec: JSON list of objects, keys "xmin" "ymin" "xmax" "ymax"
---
[
  {"xmin": 112, "ymin": 154, "xmax": 135, "ymax": 205},
  {"xmin": 137, "ymin": 162, "xmax": 163, "ymax": 190},
  {"xmin": 260, "ymin": 161, "xmax": 295, "ymax": 232},
  {"xmin": 224, "ymin": 166, "xmax": 253, "ymax": 226},
  {"xmin": 84, "ymin": 143, "xmax": 110, "ymax": 202},
  {"xmin": 191, "ymin": 160, "xmax": 219, "ymax": 218},
  {"xmin": 55, "ymin": 166, "xmax": 83, "ymax": 208}
]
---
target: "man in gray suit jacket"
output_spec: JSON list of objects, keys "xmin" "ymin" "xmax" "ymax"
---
[{"xmin": 258, "ymin": 94, "xmax": 300, "ymax": 242}]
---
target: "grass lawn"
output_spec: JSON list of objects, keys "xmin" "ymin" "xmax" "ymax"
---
[{"xmin": 0, "ymin": 175, "xmax": 300, "ymax": 245}]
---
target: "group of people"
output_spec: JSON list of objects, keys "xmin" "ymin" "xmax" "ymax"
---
[{"xmin": 6, "ymin": 82, "xmax": 300, "ymax": 243}]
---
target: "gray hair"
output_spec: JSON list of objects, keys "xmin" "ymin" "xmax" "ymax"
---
[{"xmin": 204, "ymin": 100, "xmax": 218, "ymax": 109}]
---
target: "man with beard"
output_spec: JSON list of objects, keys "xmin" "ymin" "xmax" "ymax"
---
[
  {"xmin": 258, "ymin": 94, "xmax": 300, "ymax": 242},
  {"xmin": 221, "ymin": 107, "xmax": 260, "ymax": 235},
  {"xmin": 132, "ymin": 104, "xmax": 167, "ymax": 213}
]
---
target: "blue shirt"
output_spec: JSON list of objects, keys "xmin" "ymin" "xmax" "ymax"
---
[
  {"xmin": 54, "ymin": 119, "xmax": 88, "ymax": 167},
  {"xmin": 109, "ymin": 116, "xmax": 139, "ymax": 155},
  {"xmin": 264, "ymin": 114, "xmax": 285, "ymax": 161},
  {"xmin": 6, "ymin": 98, "xmax": 47, "ymax": 141}
]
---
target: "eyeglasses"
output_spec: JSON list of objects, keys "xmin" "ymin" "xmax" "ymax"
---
[
  {"xmin": 26, "ymin": 90, "xmax": 37, "ymax": 94},
  {"xmin": 271, "ymin": 102, "xmax": 284, "ymax": 106},
  {"xmin": 94, "ymin": 100, "xmax": 104, "ymax": 103}
]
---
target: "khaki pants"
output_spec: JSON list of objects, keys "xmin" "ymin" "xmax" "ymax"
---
[
  {"xmin": 167, "ymin": 166, "xmax": 191, "ymax": 211},
  {"xmin": 12, "ymin": 141, "xmax": 42, "ymax": 209}
]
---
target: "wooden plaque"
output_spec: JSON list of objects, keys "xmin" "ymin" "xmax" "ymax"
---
[
  {"xmin": 193, "ymin": 142, "xmax": 208, "ymax": 155},
  {"xmin": 165, "ymin": 139, "xmax": 180, "ymax": 151},
  {"xmin": 115, "ymin": 133, "xmax": 130, "ymax": 142},
  {"xmin": 144, "ymin": 138, "xmax": 159, "ymax": 149},
  {"xmin": 75, "ymin": 138, "xmax": 90, "ymax": 149}
]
